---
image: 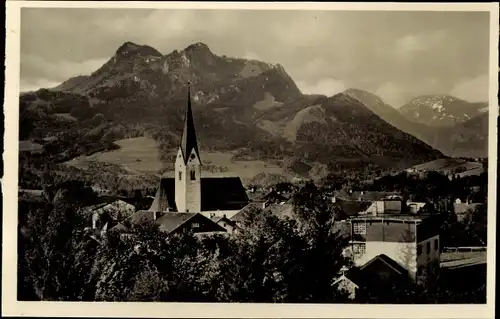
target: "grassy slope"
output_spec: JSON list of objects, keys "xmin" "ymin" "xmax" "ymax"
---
[{"xmin": 65, "ymin": 137, "xmax": 295, "ymax": 185}]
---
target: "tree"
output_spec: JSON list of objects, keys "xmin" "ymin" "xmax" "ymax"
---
[
  {"xmin": 462, "ymin": 204, "xmax": 487, "ymax": 246},
  {"xmin": 291, "ymin": 182, "xmax": 352, "ymax": 302}
]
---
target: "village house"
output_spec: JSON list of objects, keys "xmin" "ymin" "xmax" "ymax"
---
[
  {"xmin": 333, "ymin": 254, "xmax": 413, "ymax": 300},
  {"xmin": 345, "ymin": 211, "xmax": 441, "ymax": 286},
  {"xmin": 109, "ymin": 211, "xmax": 227, "ymax": 237},
  {"xmin": 453, "ymin": 199, "xmax": 484, "ymax": 222},
  {"xmin": 210, "ymin": 216, "xmax": 238, "ymax": 234}
]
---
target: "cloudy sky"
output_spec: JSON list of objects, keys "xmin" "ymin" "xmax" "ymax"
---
[{"xmin": 20, "ymin": 8, "xmax": 491, "ymax": 107}]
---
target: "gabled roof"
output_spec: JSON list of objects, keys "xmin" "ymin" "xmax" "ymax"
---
[
  {"xmin": 344, "ymin": 254, "xmax": 410, "ymax": 289},
  {"xmin": 210, "ymin": 216, "xmax": 236, "ymax": 226},
  {"xmin": 360, "ymin": 254, "xmax": 408, "ymax": 275},
  {"xmin": 265, "ymin": 203, "xmax": 295, "ymax": 219},
  {"xmin": 155, "ymin": 212, "xmax": 199, "ymax": 233},
  {"xmin": 109, "ymin": 222, "xmax": 127, "ymax": 232},
  {"xmin": 123, "ymin": 210, "xmax": 226, "ymax": 234},
  {"xmin": 149, "ymin": 177, "xmax": 249, "ymax": 212},
  {"xmin": 230, "ymin": 202, "xmax": 262, "ymax": 223},
  {"xmin": 179, "ymin": 85, "xmax": 201, "ymax": 164},
  {"xmin": 334, "ymin": 198, "xmax": 373, "ymax": 219}
]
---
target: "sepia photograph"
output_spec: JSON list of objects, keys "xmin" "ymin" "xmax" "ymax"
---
[{"xmin": 2, "ymin": 1, "xmax": 498, "ymax": 318}]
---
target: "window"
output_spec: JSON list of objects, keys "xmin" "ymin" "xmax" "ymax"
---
[
  {"xmin": 434, "ymin": 239, "xmax": 439, "ymax": 251},
  {"xmin": 353, "ymin": 243, "xmax": 366, "ymax": 255},
  {"xmin": 353, "ymin": 222, "xmax": 366, "ymax": 235},
  {"xmin": 426, "ymin": 242, "xmax": 431, "ymax": 254},
  {"xmin": 191, "ymin": 223, "xmax": 200, "ymax": 229},
  {"xmin": 178, "ymin": 171, "xmax": 182, "ymax": 181},
  {"xmin": 190, "ymin": 170, "xmax": 196, "ymax": 180},
  {"xmin": 417, "ymin": 244, "xmax": 422, "ymax": 256}
]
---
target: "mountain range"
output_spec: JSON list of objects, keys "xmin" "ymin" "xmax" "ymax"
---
[
  {"xmin": 344, "ymin": 89, "xmax": 488, "ymax": 158},
  {"xmin": 20, "ymin": 41, "xmax": 489, "ymax": 174}
]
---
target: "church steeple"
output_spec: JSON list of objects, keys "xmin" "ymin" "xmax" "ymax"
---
[
  {"xmin": 180, "ymin": 83, "xmax": 201, "ymax": 164},
  {"xmin": 175, "ymin": 83, "xmax": 202, "ymax": 213}
]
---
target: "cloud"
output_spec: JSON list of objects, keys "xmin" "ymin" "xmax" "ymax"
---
[
  {"xmin": 375, "ymin": 82, "xmax": 408, "ymax": 107},
  {"xmin": 450, "ymin": 74, "xmax": 489, "ymax": 102},
  {"xmin": 21, "ymin": 54, "xmax": 109, "ymax": 90},
  {"xmin": 19, "ymin": 9, "xmax": 490, "ymax": 103},
  {"xmin": 20, "ymin": 78, "xmax": 61, "ymax": 93},
  {"xmin": 296, "ymin": 78, "xmax": 346, "ymax": 97},
  {"xmin": 243, "ymin": 52, "xmax": 261, "ymax": 61}
]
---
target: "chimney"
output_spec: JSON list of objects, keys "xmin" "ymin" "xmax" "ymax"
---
[
  {"xmin": 331, "ymin": 196, "xmax": 336, "ymax": 203},
  {"xmin": 152, "ymin": 211, "xmax": 157, "ymax": 221}
]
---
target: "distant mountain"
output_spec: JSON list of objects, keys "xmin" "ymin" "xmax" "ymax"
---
[
  {"xmin": 53, "ymin": 41, "xmax": 301, "ymax": 107},
  {"xmin": 343, "ymin": 88, "xmax": 431, "ymax": 142},
  {"xmin": 344, "ymin": 89, "xmax": 489, "ymax": 158},
  {"xmin": 433, "ymin": 113, "xmax": 489, "ymax": 158},
  {"xmin": 398, "ymin": 94, "xmax": 488, "ymax": 127},
  {"xmin": 20, "ymin": 41, "xmax": 443, "ymax": 171}
]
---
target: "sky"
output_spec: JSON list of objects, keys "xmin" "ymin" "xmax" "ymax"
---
[{"xmin": 20, "ymin": 8, "xmax": 491, "ymax": 107}]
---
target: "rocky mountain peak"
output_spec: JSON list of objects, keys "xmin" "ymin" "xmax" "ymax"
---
[
  {"xmin": 399, "ymin": 94, "xmax": 487, "ymax": 128},
  {"xmin": 184, "ymin": 42, "xmax": 211, "ymax": 53},
  {"xmin": 115, "ymin": 41, "xmax": 162, "ymax": 58},
  {"xmin": 344, "ymin": 88, "xmax": 385, "ymax": 108}
]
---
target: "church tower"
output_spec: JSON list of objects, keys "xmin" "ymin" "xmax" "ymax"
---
[{"xmin": 175, "ymin": 84, "xmax": 202, "ymax": 213}]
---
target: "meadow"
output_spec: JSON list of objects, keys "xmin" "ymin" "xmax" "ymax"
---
[{"xmin": 65, "ymin": 136, "xmax": 293, "ymax": 185}]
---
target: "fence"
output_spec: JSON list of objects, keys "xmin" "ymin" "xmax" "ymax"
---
[{"xmin": 443, "ymin": 246, "xmax": 487, "ymax": 253}]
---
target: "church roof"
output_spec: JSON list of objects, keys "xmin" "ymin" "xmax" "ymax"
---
[
  {"xmin": 149, "ymin": 177, "xmax": 250, "ymax": 213},
  {"xmin": 180, "ymin": 85, "xmax": 201, "ymax": 164}
]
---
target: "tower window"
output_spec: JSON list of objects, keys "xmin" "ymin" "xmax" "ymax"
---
[
  {"xmin": 434, "ymin": 238, "xmax": 439, "ymax": 251},
  {"xmin": 426, "ymin": 241, "xmax": 431, "ymax": 254},
  {"xmin": 178, "ymin": 171, "xmax": 182, "ymax": 181},
  {"xmin": 190, "ymin": 170, "xmax": 196, "ymax": 180}
]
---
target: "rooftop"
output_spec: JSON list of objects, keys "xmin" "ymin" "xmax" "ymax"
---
[{"xmin": 349, "ymin": 213, "xmax": 436, "ymax": 222}]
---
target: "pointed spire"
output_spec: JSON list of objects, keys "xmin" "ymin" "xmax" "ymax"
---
[{"xmin": 180, "ymin": 82, "xmax": 201, "ymax": 164}]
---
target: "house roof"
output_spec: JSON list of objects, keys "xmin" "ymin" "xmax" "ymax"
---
[
  {"xmin": 265, "ymin": 203, "xmax": 295, "ymax": 219},
  {"xmin": 180, "ymin": 85, "xmax": 201, "ymax": 164},
  {"xmin": 154, "ymin": 212, "xmax": 199, "ymax": 233},
  {"xmin": 258, "ymin": 190, "xmax": 289, "ymax": 202},
  {"xmin": 361, "ymin": 254, "xmax": 408, "ymax": 275},
  {"xmin": 149, "ymin": 177, "xmax": 249, "ymax": 212},
  {"xmin": 109, "ymin": 222, "xmax": 127, "ymax": 232},
  {"xmin": 334, "ymin": 198, "xmax": 373, "ymax": 218},
  {"xmin": 334, "ymin": 190, "xmax": 401, "ymax": 202},
  {"xmin": 453, "ymin": 203, "xmax": 482, "ymax": 214},
  {"xmin": 230, "ymin": 202, "xmax": 262, "ymax": 223},
  {"xmin": 210, "ymin": 216, "xmax": 236, "ymax": 226},
  {"xmin": 344, "ymin": 254, "xmax": 409, "ymax": 288},
  {"xmin": 126, "ymin": 210, "xmax": 193, "ymax": 233}
]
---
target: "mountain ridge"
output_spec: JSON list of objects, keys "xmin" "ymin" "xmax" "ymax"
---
[
  {"xmin": 344, "ymin": 88, "xmax": 488, "ymax": 158},
  {"xmin": 21, "ymin": 41, "xmax": 447, "ymax": 175}
]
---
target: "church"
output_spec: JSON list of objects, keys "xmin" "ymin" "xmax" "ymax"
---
[{"xmin": 148, "ymin": 86, "xmax": 249, "ymax": 220}]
